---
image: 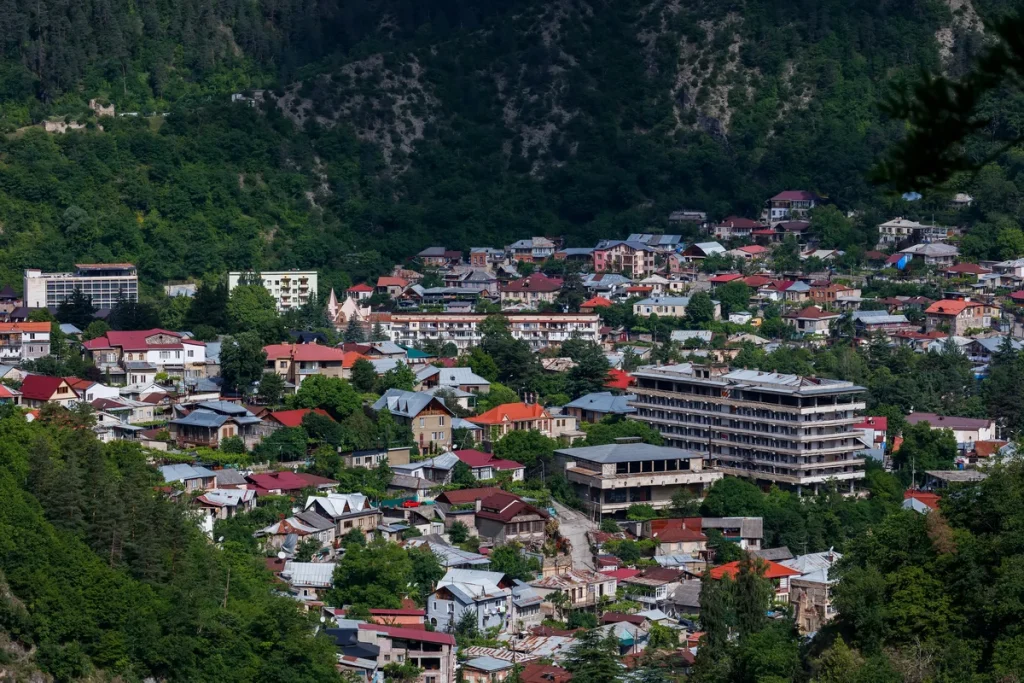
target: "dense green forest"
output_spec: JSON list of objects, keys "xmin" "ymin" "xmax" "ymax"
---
[{"xmin": 0, "ymin": 0, "xmax": 1018, "ymax": 292}]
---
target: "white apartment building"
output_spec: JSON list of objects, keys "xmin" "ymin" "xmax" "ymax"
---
[
  {"xmin": 630, "ymin": 364, "xmax": 867, "ymax": 493},
  {"xmin": 388, "ymin": 312, "xmax": 600, "ymax": 351},
  {"xmin": 24, "ymin": 264, "xmax": 138, "ymax": 309},
  {"xmin": 227, "ymin": 270, "xmax": 318, "ymax": 312}
]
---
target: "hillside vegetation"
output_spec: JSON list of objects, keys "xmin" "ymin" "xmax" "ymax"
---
[{"xmin": 0, "ymin": 0, "xmax": 1014, "ymax": 289}]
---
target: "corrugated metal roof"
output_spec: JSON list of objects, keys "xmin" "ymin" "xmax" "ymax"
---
[{"xmin": 282, "ymin": 561, "xmax": 336, "ymax": 588}]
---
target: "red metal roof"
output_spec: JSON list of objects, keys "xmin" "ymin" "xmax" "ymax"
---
[
  {"xmin": 709, "ymin": 273, "xmax": 743, "ymax": 283},
  {"xmin": 709, "ymin": 560, "xmax": 800, "ymax": 580},
  {"xmin": 771, "ymin": 190, "xmax": 819, "ymax": 202},
  {"xmin": 500, "ymin": 273, "xmax": 564, "ymax": 294},
  {"xmin": 853, "ymin": 416, "xmax": 888, "ymax": 432},
  {"xmin": 435, "ymin": 487, "xmax": 505, "ymax": 505},
  {"xmin": 268, "ymin": 408, "xmax": 333, "ymax": 428},
  {"xmin": 358, "ymin": 623, "xmax": 456, "ymax": 646},
  {"xmin": 20, "ymin": 375, "xmax": 76, "ymax": 401}
]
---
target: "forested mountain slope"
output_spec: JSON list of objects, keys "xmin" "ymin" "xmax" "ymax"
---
[{"xmin": 0, "ymin": 0, "xmax": 1012, "ymax": 289}]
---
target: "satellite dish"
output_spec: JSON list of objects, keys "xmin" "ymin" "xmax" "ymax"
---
[
  {"xmin": 320, "ymin": 616, "xmax": 326, "ymax": 623},
  {"xmin": 218, "ymin": 536, "xmax": 225, "ymax": 543},
  {"xmin": 277, "ymin": 551, "xmax": 287, "ymax": 560}
]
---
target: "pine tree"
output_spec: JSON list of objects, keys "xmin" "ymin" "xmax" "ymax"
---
[
  {"xmin": 734, "ymin": 556, "xmax": 772, "ymax": 637},
  {"xmin": 344, "ymin": 316, "xmax": 365, "ymax": 343},
  {"xmin": 563, "ymin": 628, "xmax": 623, "ymax": 683}
]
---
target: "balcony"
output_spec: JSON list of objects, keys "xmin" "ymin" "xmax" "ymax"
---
[{"xmin": 566, "ymin": 466, "xmax": 720, "ymax": 490}]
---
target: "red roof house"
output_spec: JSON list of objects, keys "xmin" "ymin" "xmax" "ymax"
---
[
  {"xmin": 20, "ymin": 375, "xmax": 78, "ymax": 407},
  {"xmin": 266, "ymin": 408, "xmax": 333, "ymax": 429}
]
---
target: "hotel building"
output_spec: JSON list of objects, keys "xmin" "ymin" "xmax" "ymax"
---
[
  {"xmin": 630, "ymin": 364, "xmax": 867, "ymax": 493},
  {"xmin": 24, "ymin": 264, "xmax": 138, "ymax": 309}
]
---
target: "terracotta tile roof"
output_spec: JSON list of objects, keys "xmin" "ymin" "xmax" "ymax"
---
[
  {"xmin": 771, "ymin": 190, "xmax": 819, "ymax": 202},
  {"xmin": 473, "ymin": 402, "xmax": 551, "ymax": 425},
  {"xmin": 715, "ymin": 216, "xmax": 762, "ymax": 229},
  {"xmin": 648, "ymin": 519, "xmax": 708, "ymax": 543},
  {"xmin": 786, "ymin": 305, "xmax": 840, "ymax": 320},
  {"xmin": 582, "ymin": 296, "xmax": 613, "ymax": 308},
  {"xmin": 347, "ymin": 283, "xmax": 374, "ymax": 292},
  {"xmin": 945, "ymin": 263, "xmax": 991, "ymax": 275},
  {"xmin": 709, "ymin": 273, "xmax": 744, "ymax": 283},
  {"xmin": 742, "ymin": 275, "xmax": 772, "ymax": 288},
  {"xmin": 972, "ymin": 440, "xmax": 1007, "ymax": 457},
  {"xmin": 376, "ymin": 277, "xmax": 409, "ymax": 288},
  {"xmin": 737, "ymin": 245, "xmax": 769, "ymax": 255},
  {"xmin": 604, "ymin": 568, "xmax": 641, "ymax": 580},
  {"xmin": 0, "ymin": 322, "xmax": 50, "ymax": 333},
  {"xmin": 263, "ymin": 343, "xmax": 359, "ymax": 364},
  {"xmin": 925, "ymin": 299, "xmax": 974, "ymax": 315},
  {"xmin": 904, "ymin": 490, "xmax": 940, "ymax": 510},
  {"xmin": 708, "ymin": 559, "xmax": 801, "ymax": 580}
]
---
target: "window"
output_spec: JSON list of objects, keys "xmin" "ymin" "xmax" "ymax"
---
[
  {"xmin": 188, "ymin": 350, "xmax": 194, "ymax": 358},
  {"xmin": 159, "ymin": 351, "xmax": 170, "ymax": 359},
  {"xmin": 279, "ymin": 361, "xmax": 287, "ymax": 369},
  {"xmin": 419, "ymin": 418, "xmax": 425, "ymax": 427}
]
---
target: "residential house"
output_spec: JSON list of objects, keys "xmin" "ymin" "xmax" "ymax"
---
[
  {"xmin": 454, "ymin": 449, "xmax": 526, "ymax": 481},
  {"xmin": 264, "ymin": 343, "xmax": 366, "ymax": 386},
  {"xmin": 0, "ymin": 322, "xmax": 50, "ymax": 362},
  {"xmin": 853, "ymin": 416, "xmax": 888, "ymax": 451},
  {"xmin": 470, "ymin": 247, "xmax": 505, "ymax": 268},
  {"xmin": 475, "ymin": 491, "xmax": 549, "ymax": 545},
  {"xmin": 764, "ymin": 190, "xmax": 821, "ymax": 222},
  {"xmin": 945, "ymin": 263, "xmax": 992, "ymax": 281},
  {"xmin": 727, "ymin": 245, "xmax": 770, "ymax": 261},
  {"xmin": 641, "ymin": 519, "xmax": 708, "ymax": 556},
  {"xmin": 900, "ymin": 242, "xmax": 959, "ymax": 266},
  {"xmin": 876, "ymin": 217, "xmax": 947, "ymax": 248},
  {"xmin": 967, "ymin": 336, "xmax": 1024, "ymax": 366},
  {"xmin": 499, "ymin": 274, "xmax": 564, "ymax": 308},
  {"xmin": 580, "ymin": 296, "xmax": 613, "ymax": 313},
  {"xmin": 417, "ymin": 246, "xmax": 461, "ymax": 267},
  {"xmin": 159, "ymin": 463, "xmax": 217, "ymax": 491},
  {"xmin": 680, "ymin": 242, "xmax": 726, "ymax": 262},
  {"xmin": 391, "ymin": 452, "xmax": 460, "ymax": 484},
  {"xmin": 473, "ymin": 402, "xmax": 554, "ymax": 443},
  {"xmin": 357, "ymin": 623, "xmax": 457, "ymax": 683},
  {"xmin": 530, "ymin": 569, "xmax": 618, "ymax": 609},
  {"xmin": 851, "ymin": 310, "xmax": 917, "ymax": 335},
  {"xmin": 376, "ymin": 276, "xmax": 409, "ymax": 297},
  {"xmin": 169, "ymin": 401, "xmax": 264, "ymax": 449},
  {"xmin": 712, "ymin": 216, "xmax": 764, "ymax": 241},
  {"xmin": 263, "ymin": 408, "xmax": 333, "ymax": 431},
  {"xmin": 346, "ymin": 282, "xmax": 374, "ymax": 300},
  {"xmin": 708, "ymin": 559, "xmax": 801, "ymax": 603},
  {"xmin": 0, "ymin": 286, "xmax": 22, "ymax": 315},
  {"xmin": 427, "ymin": 568, "xmax": 543, "ymax": 634},
  {"xmin": 809, "ymin": 283, "xmax": 860, "ymax": 306},
  {"xmin": 82, "ymin": 329, "xmax": 207, "ymax": 383},
  {"xmin": 925, "ymin": 299, "xmax": 997, "ymax": 334},
  {"xmin": 462, "ymin": 657, "xmax": 515, "ymax": 683},
  {"xmin": 416, "ymin": 366, "xmax": 491, "ymax": 395},
  {"xmin": 592, "ymin": 241, "xmax": 658, "ymax": 277},
  {"xmin": 619, "ymin": 568, "xmax": 686, "ymax": 612},
  {"xmin": 628, "ymin": 233, "xmax": 685, "ymax": 252},
  {"xmin": 280, "ymin": 561, "xmax": 336, "ymax": 601},
  {"xmin": 509, "ymin": 237, "xmax": 558, "ymax": 263},
  {"xmin": 304, "ymin": 493, "xmax": 382, "ymax": 541},
  {"xmin": 553, "ymin": 443, "xmax": 721, "ymax": 517},
  {"xmin": 633, "ymin": 296, "xmax": 721, "ymax": 319},
  {"xmin": 341, "ymin": 446, "xmax": 412, "ymax": 469},
  {"xmin": 0, "ymin": 384, "xmax": 20, "ymax": 405},
  {"xmin": 563, "ymin": 392, "xmax": 637, "ymax": 423},
  {"xmin": 434, "ymin": 487, "xmax": 504, "ymax": 535},
  {"xmin": 783, "ymin": 306, "xmax": 841, "ymax": 336},
  {"xmin": 19, "ymin": 375, "xmax": 78, "ymax": 408},
  {"xmin": 247, "ymin": 471, "xmax": 338, "ymax": 497},
  {"xmin": 782, "ymin": 550, "xmax": 842, "ymax": 634},
  {"xmin": 371, "ymin": 389, "xmax": 455, "ymax": 452},
  {"xmin": 906, "ymin": 412, "xmax": 996, "ymax": 448},
  {"xmin": 194, "ymin": 488, "xmax": 257, "ymax": 535}
]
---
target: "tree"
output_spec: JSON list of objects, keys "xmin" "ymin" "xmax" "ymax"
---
[
  {"xmin": 716, "ymin": 281, "xmax": 750, "ymax": 317},
  {"xmin": 890, "ymin": 422, "xmax": 957, "ymax": 487},
  {"xmin": 327, "ymin": 539, "xmax": 414, "ymax": 608},
  {"xmin": 452, "ymin": 460, "xmax": 476, "ymax": 486},
  {"xmin": 670, "ymin": 488, "xmax": 701, "ymax": 517},
  {"xmin": 351, "ymin": 358, "xmax": 378, "ymax": 393},
  {"xmin": 626, "ymin": 504, "xmax": 659, "ymax": 521},
  {"xmin": 291, "ymin": 375, "xmax": 362, "ymax": 419},
  {"xmin": 220, "ymin": 436, "xmax": 246, "ymax": 454},
  {"xmin": 379, "ymin": 362, "xmax": 417, "ymax": 392},
  {"xmin": 600, "ymin": 518, "xmax": 620, "ymax": 533},
  {"xmin": 488, "ymin": 544, "xmax": 540, "ymax": 581},
  {"xmin": 258, "ymin": 371, "xmax": 285, "ymax": 406},
  {"xmin": 227, "ymin": 284, "xmax": 282, "ymax": 342},
  {"xmin": 701, "ymin": 477, "xmax": 766, "ymax": 518},
  {"xmin": 686, "ymin": 291, "xmax": 716, "ymax": 325},
  {"xmin": 82, "ymin": 320, "xmax": 110, "ymax": 341},
  {"xmin": 563, "ymin": 628, "xmax": 624, "ymax": 683},
  {"xmin": 449, "ymin": 521, "xmax": 470, "ymax": 544},
  {"xmin": 188, "ymin": 279, "xmax": 229, "ymax": 332},
  {"xmin": 562, "ymin": 338, "xmax": 611, "ymax": 398},
  {"xmin": 582, "ymin": 418, "xmax": 662, "ymax": 446},
  {"xmin": 344, "ymin": 316, "xmax": 365, "ymax": 343},
  {"xmin": 220, "ymin": 332, "xmax": 268, "ymax": 395},
  {"xmin": 295, "ymin": 537, "xmax": 321, "ymax": 561},
  {"xmin": 492, "ymin": 430, "xmax": 557, "ymax": 475},
  {"xmin": 556, "ymin": 266, "xmax": 587, "ymax": 312},
  {"xmin": 461, "ymin": 347, "xmax": 499, "ymax": 382},
  {"xmin": 408, "ymin": 546, "xmax": 444, "ymax": 604},
  {"xmin": 733, "ymin": 556, "xmax": 772, "ymax": 637},
  {"xmin": 56, "ymin": 287, "xmax": 97, "ymax": 329},
  {"xmin": 477, "ymin": 382, "xmax": 521, "ymax": 412},
  {"xmin": 109, "ymin": 298, "xmax": 161, "ymax": 331},
  {"xmin": 372, "ymin": 323, "xmax": 388, "ymax": 341}
]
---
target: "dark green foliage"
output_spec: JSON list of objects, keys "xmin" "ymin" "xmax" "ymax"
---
[
  {"xmin": 327, "ymin": 539, "xmax": 414, "ymax": 609},
  {"xmin": 581, "ymin": 417, "xmax": 663, "ymax": 447},
  {"xmin": 566, "ymin": 611, "xmax": 598, "ymax": 629},
  {"xmin": 563, "ymin": 628, "xmax": 624, "ymax": 683},
  {"xmin": 55, "ymin": 288, "xmax": 96, "ymax": 329},
  {"xmin": 488, "ymin": 544, "xmax": 541, "ymax": 581},
  {"xmin": 0, "ymin": 419, "xmax": 339, "ymax": 681},
  {"xmin": 258, "ymin": 370, "xmax": 285, "ymax": 406},
  {"xmin": 452, "ymin": 460, "xmax": 476, "ymax": 487},
  {"xmin": 350, "ymin": 358, "xmax": 379, "ymax": 393},
  {"xmin": 686, "ymin": 292, "xmax": 716, "ymax": 325},
  {"xmin": 448, "ymin": 521, "xmax": 470, "ymax": 544},
  {"xmin": 562, "ymin": 337, "xmax": 611, "ymax": 398},
  {"xmin": 219, "ymin": 331, "xmax": 267, "ymax": 395}
]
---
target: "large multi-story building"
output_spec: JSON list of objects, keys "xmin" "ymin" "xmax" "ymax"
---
[
  {"xmin": 227, "ymin": 270, "xmax": 317, "ymax": 312},
  {"xmin": 630, "ymin": 364, "xmax": 867, "ymax": 493},
  {"xmin": 553, "ymin": 442, "xmax": 722, "ymax": 517},
  {"xmin": 388, "ymin": 312, "xmax": 600, "ymax": 351},
  {"xmin": 24, "ymin": 264, "xmax": 138, "ymax": 309}
]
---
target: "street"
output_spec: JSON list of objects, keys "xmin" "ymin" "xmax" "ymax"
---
[{"xmin": 551, "ymin": 501, "xmax": 597, "ymax": 570}]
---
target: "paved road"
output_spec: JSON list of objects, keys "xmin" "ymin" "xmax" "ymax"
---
[{"xmin": 552, "ymin": 501, "xmax": 596, "ymax": 570}]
